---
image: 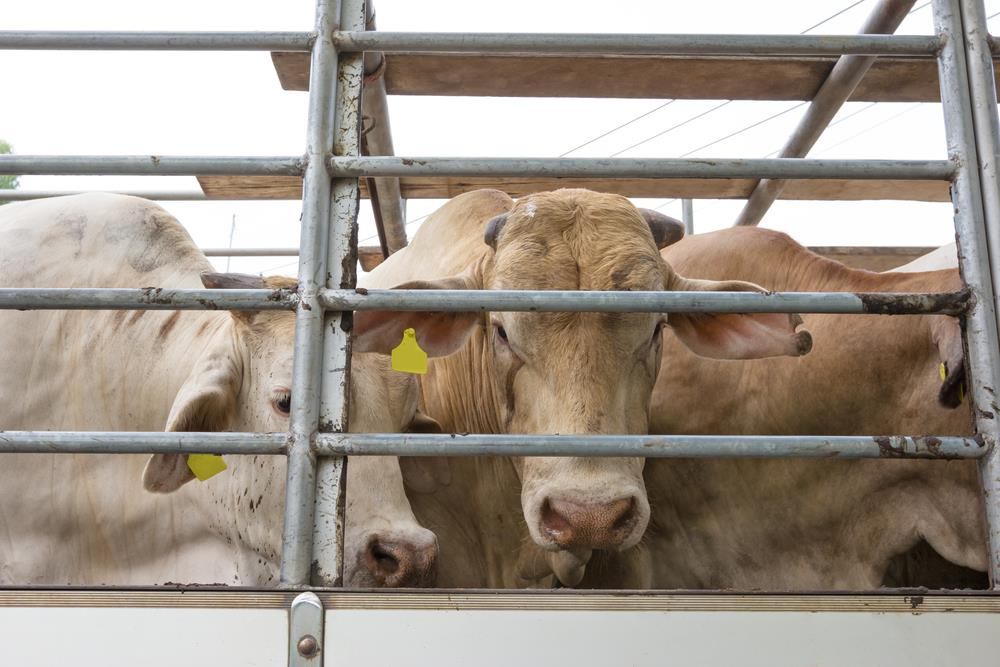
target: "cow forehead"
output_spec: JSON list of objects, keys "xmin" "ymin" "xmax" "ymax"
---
[{"xmin": 491, "ymin": 190, "xmax": 664, "ymax": 292}]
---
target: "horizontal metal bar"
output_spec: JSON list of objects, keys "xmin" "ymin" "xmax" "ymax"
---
[
  {"xmin": 0, "ymin": 288, "xmax": 967, "ymax": 315},
  {"xmin": 0, "ymin": 30, "xmax": 313, "ymax": 51},
  {"xmin": 330, "ymin": 156, "xmax": 956, "ymax": 181},
  {"xmin": 0, "ymin": 288, "xmax": 296, "ymax": 311},
  {"xmin": 323, "ymin": 289, "xmax": 970, "ymax": 316},
  {"xmin": 0, "ymin": 156, "xmax": 305, "ymax": 176},
  {"xmin": 0, "ymin": 430, "xmax": 981, "ymax": 459},
  {"xmin": 202, "ymin": 248, "xmax": 299, "ymax": 257},
  {"xmin": 0, "ymin": 431, "xmax": 287, "ymax": 454},
  {"xmin": 333, "ymin": 31, "xmax": 940, "ymax": 56},
  {"xmin": 317, "ymin": 433, "xmax": 987, "ymax": 459},
  {"xmin": 0, "ymin": 189, "xmax": 209, "ymax": 202}
]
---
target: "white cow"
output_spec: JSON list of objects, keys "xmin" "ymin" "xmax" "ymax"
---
[{"xmin": 0, "ymin": 193, "xmax": 477, "ymax": 587}]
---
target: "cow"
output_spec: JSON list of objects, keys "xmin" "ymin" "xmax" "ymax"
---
[
  {"xmin": 0, "ymin": 193, "xmax": 478, "ymax": 587},
  {"xmin": 364, "ymin": 189, "xmax": 812, "ymax": 586},
  {"xmin": 579, "ymin": 226, "xmax": 984, "ymax": 590}
]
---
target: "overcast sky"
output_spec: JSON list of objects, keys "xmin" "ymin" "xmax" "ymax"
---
[{"xmin": 5, "ymin": 0, "xmax": 1000, "ymax": 276}]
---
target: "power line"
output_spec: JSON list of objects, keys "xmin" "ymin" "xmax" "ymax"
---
[
  {"xmin": 560, "ymin": 100, "xmax": 676, "ymax": 157},
  {"xmin": 609, "ymin": 100, "xmax": 734, "ymax": 156},
  {"xmin": 800, "ymin": 0, "xmax": 869, "ymax": 34}
]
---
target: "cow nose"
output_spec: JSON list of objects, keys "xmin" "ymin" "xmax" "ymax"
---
[
  {"xmin": 362, "ymin": 534, "xmax": 438, "ymax": 588},
  {"xmin": 540, "ymin": 496, "xmax": 638, "ymax": 550}
]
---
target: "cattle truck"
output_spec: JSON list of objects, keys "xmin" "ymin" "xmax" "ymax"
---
[{"xmin": 2, "ymin": 0, "xmax": 1000, "ymax": 664}]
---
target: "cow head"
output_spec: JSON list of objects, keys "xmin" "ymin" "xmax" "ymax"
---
[
  {"xmin": 140, "ymin": 272, "xmax": 477, "ymax": 587},
  {"xmin": 420, "ymin": 189, "xmax": 812, "ymax": 575}
]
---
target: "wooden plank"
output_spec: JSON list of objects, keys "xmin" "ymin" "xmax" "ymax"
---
[
  {"xmin": 272, "ymin": 51, "xmax": 1000, "ymax": 102},
  {"xmin": 198, "ymin": 175, "xmax": 950, "ymax": 202}
]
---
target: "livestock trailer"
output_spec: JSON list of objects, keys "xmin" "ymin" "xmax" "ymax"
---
[{"xmin": 3, "ymin": 0, "xmax": 1000, "ymax": 664}]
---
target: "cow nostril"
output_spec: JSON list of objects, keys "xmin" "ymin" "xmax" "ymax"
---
[
  {"xmin": 370, "ymin": 542, "xmax": 400, "ymax": 575},
  {"xmin": 610, "ymin": 497, "xmax": 637, "ymax": 532},
  {"xmin": 540, "ymin": 498, "xmax": 572, "ymax": 536}
]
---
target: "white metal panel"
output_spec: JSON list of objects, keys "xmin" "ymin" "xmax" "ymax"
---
[
  {"xmin": 325, "ymin": 609, "xmax": 1000, "ymax": 666},
  {"xmin": 0, "ymin": 607, "xmax": 285, "ymax": 667}
]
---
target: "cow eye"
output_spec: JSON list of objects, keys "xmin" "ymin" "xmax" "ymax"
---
[
  {"xmin": 493, "ymin": 322, "xmax": 509, "ymax": 344},
  {"xmin": 272, "ymin": 390, "xmax": 291, "ymax": 417}
]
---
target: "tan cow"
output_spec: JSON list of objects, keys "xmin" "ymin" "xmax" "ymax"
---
[
  {"xmin": 0, "ymin": 193, "xmax": 477, "ymax": 587},
  {"xmin": 366, "ymin": 189, "xmax": 812, "ymax": 586},
  {"xmin": 580, "ymin": 226, "xmax": 983, "ymax": 590}
]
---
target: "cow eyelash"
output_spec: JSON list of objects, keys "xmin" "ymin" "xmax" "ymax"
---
[{"xmin": 272, "ymin": 390, "xmax": 291, "ymax": 416}]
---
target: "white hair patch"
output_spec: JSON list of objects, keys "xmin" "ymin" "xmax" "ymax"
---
[{"xmin": 523, "ymin": 202, "xmax": 537, "ymax": 218}]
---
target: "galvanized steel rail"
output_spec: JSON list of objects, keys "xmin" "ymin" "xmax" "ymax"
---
[
  {"xmin": 0, "ymin": 30, "xmax": 314, "ymax": 50},
  {"xmin": 330, "ymin": 156, "xmax": 956, "ymax": 180},
  {"xmin": 331, "ymin": 32, "xmax": 941, "ymax": 56},
  {"xmin": 0, "ymin": 431, "xmax": 984, "ymax": 459},
  {"xmin": 3, "ymin": 0, "xmax": 1000, "ymax": 603},
  {"xmin": 0, "ymin": 288, "xmax": 970, "ymax": 316}
]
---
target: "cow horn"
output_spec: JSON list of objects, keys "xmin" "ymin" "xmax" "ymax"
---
[
  {"xmin": 200, "ymin": 272, "xmax": 266, "ymax": 290},
  {"xmin": 639, "ymin": 209, "xmax": 686, "ymax": 249},
  {"xmin": 484, "ymin": 213, "xmax": 509, "ymax": 250}
]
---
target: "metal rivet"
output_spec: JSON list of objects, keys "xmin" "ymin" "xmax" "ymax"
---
[{"xmin": 297, "ymin": 634, "xmax": 320, "ymax": 658}]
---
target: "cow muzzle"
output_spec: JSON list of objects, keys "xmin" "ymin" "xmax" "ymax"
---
[
  {"xmin": 539, "ymin": 495, "xmax": 643, "ymax": 551},
  {"xmin": 357, "ymin": 530, "xmax": 438, "ymax": 588}
]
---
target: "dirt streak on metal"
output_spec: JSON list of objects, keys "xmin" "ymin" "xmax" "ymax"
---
[{"xmin": 857, "ymin": 289, "xmax": 970, "ymax": 316}]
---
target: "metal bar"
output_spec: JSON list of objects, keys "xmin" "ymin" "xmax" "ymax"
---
[
  {"xmin": 0, "ymin": 430, "xmax": 982, "ymax": 459},
  {"xmin": 310, "ymin": 0, "xmax": 366, "ymax": 589},
  {"xmin": 280, "ymin": 0, "xmax": 343, "ymax": 588},
  {"xmin": 0, "ymin": 288, "xmax": 967, "ymax": 315},
  {"xmin": 961, "ymin": 0, "xmax": 1000, "ymax": 333},
  {"xmin": 330, "ymin": 156, "xmax": 956, "ymax": 180},
  {"xmin": 0, "ymin": 189, "xmax": 209, "ymax": 202},
  {"xmin": 319, "ymin": 288, "xmax": 970, "ymax": 315},
  {"xmin": 734, "ymin": 0, "xmax": 915, "ymax": 227},
  {"xmin": 0, "ymin": 431, "xmax": 286, "ymax": 454},
  {"xmin": 681, "ymin": 199, "xmax": 694, "ymax": 234},
  {"xmin": 202, "ymin": 248, "xmax": 299, "ymax": 257},
  {"xmin": 0, "ymin": 288, "xmax": 295, "ymax": 310},
  {"xmin": 0, "ymin": 156, "xmax": 304, "ymax": 176},
  {"xmin": 361, "ymin": 3, "xmax": 407, "ymax": 253},
  {"xmin": 0, "ymin": 30, "xmax": 313, "ymax": 51},
  {"xmin": 332, "ymin": 31, "xmax": 940, "ymax": 56},
  {"xmin": 958, "ymin": 0, "xmax": 1000, "ymax": 588},
  {"xmin": 932, "ymin": 0, "xmax": 1000, "ymax": 587},
  {"xmin": 288, "ymin": 592, "xmax": 324, "ymax": 666},
  {"xmin": 315, "ymin": 433, "xmax": 986, "ymax": 459}
]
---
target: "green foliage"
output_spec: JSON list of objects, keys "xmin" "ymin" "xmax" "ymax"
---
[{"xmin": 0, "ymin": 140, "xmax": 18, "ymax": 194}]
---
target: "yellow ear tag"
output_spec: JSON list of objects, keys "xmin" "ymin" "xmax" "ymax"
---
[
  {"xmin": 391, "ymin": 327, "xmax": 428, "ymax": 375},
  {"xmin": 187, "ymin": 454, "xmax": 228, "ymax": 481},
  {"xmin": 959, "ymin": 383, "xmax": 966, "ymax": 404},
  {"xmin": 939, "ymin": 362, "xmax": 947, "ymax": 381}
]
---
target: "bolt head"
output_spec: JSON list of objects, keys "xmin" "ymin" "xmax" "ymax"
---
[{"xmin": 297, "ymin": 634, "xmax": 319, "ymax": 658}]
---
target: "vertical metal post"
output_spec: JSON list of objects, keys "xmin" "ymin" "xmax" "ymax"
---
[
  {"xmin": 362, "ymin": 0, "xmax": 408, "ymax": 253},
  {"xmin": 280, "ymin": 0, "xmax": 343, "ymax": 587},
  {"xmin": 310, "ymin": 0, "xmax": 366, "ymax": 587},
  {"xmin": 681, "ymin": 198, "xmax": 695, "ymax": 234},
  {"xmin": 933, "ymin": 0, "xmax": 1000, "ymax": 587},
  {"xmin": 733, "ymin": 0, "xmax": 916, "ymax": 227},
  {"xmin": 959, "ymin": 0, "xmax": 1000, "ymax": 321}
]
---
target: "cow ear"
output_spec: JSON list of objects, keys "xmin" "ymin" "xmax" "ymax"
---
[
  {"xmin": 667, "ymin": 276, "xmax": 813, "ymax": 359},
  {"xmin": 399, "ymin": 411, "xmax": 452, "ymax": 494},
  {"xmin": 931, "ymin": 315, "xmax": 967, "ymax": 408},
  {"xmin": 142, "ymin": 329, "xmax": 242, "ymax": 493},
  {"xmin": 638, "ymin": 209, "xmax": 685, "ymax": 249},
  {"xmin": 353, "ymin": 275, "xmax": 481, "ymax": 358}
]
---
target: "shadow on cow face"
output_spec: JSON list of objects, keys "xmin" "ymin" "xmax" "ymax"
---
[{"xmin": 475, "ymin": 190, "xmax": 813, "ymax": 575}]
